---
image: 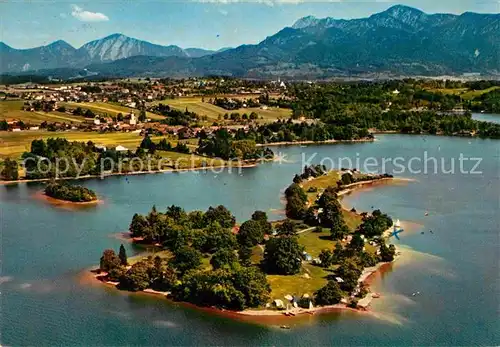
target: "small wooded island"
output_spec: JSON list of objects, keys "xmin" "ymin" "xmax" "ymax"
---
[
  {"xmin": 44, "ymin": 182, "xmax": 98, "ymax": 203},
  {"xmin": 95, "ymin": 166, "xmax": 399, "ymax": 316}
]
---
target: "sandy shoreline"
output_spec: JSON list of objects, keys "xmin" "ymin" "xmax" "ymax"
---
[
  {"xmin": 82, "ymin": 266, "xmax": 378, "ymax": 321},
  {"xmin": 337, "ymin": 177, "xmax": 417, "ymax": 198}
]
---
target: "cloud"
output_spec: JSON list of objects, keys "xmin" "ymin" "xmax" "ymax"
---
[
  {"xmin": 193, "ymin": 0, "xmax": 339, "ymax": 3},
  {"xmin": 71, "ymin": 5, "xmax": 109, "ymax": 22}
]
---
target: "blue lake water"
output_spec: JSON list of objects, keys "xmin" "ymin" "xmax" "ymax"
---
[
  {"xmin": 1, "ymin": 134, "xmax": 499, "ymax": 345},
  {"xmin": 472, "ymin": 112, "xmax": 500, "ymax": 124}
]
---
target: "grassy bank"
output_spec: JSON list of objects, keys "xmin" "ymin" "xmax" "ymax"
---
[{"xmin": 0, "ymin": 100, "xmax": 86, "ymax": 124}]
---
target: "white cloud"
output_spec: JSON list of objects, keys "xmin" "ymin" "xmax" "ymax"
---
[
  {"xmin": 71, "ymin": 5, "xmax": 109, "ymax": 22},
  {"xmin": 193, "ymin": 0, "xmax": 315, "ymax": 4}
]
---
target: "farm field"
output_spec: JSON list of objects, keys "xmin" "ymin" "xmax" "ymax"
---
[
  {"xmin": 154, "ymin": 97, "xmax": 291, "ymax": 122},
  {"xmin": 61, "ymin": 102, "xmax": 164, "ymax": 120},
  {"xmin": 425, "ymin": 86, "xmax": 499, "ymax": 100},
  {"xmin": 0, "ymin": 100, "xmax": 85, "ymax": 124},
  {"xmin": 0, "ymin": 131, "xmax": 159, "ymax": 159}
]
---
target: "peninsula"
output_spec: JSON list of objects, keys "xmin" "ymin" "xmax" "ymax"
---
[{"xmin": 92, "ymin": 166, "xmax": 402, "ymax": 319}]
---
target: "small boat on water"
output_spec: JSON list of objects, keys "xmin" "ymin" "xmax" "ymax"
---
[{"xmin": 280, "ymin": 325, "xmax": 291, "ymax": 329}]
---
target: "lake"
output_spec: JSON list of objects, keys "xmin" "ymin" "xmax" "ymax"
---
[
  {"xmin": 472, "ymin": 112, "xmax": 500, "ymax": 124},
  {"xmin": 1, "ymin": 134, "xmax": 499, "ymax": 346}
]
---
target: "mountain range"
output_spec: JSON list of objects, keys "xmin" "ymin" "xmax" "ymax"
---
[
  {"xmin": 1, "ymin": 5, "xmax": 498, "ymax": 78},
  {"xmin": 0, "ymin": 34, "xmax": 224, "ymax": 73}
]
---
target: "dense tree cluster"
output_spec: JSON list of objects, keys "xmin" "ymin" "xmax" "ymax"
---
[
  {"xmin": 235, "ymin": 119, "xmax": 372, "ymax": 144},
  {"xmin": 284, "ymin": 183, "xmax": 308, "ymax": 219},
  {"xmin": 173, "ymin": 266, "xmax": 270, "ymax": 310},
  {"xmin": 44, "ymin": 181, "xmax": 97, "ymax": 202},
  {"xmin": 337, "ymin": 171, "xmax": 393, "ymax": 187},
  {"xmin": 263, "ymin": 234, "xmax": 304, "ymax": 275},
  {"xmin": 129, "ymin": 204, "xmax": 236, "ymax": 245},
  {"xmin": 293, "ymin": 164, "xmax": 327, "ymax": 184},
  {"xmin": 197, "ymin": 128, "xmax": 274, "ymax": 160},
  {"xmin": 284, "ymin": 81, "xmax": 500, "ymax": 139},
  {"xmin": 212, "ymin": 97, "xmax": 243, "ymax": 110},
  {"xmin": 1, "ymin": 158, "xmax": 19, "ymax": 180},
  {"xmin": 22, "ymin": 138, "xmax": 97, "ymax": 179},
  {"xmin": 149, "ymin": 103, "xmax": 199, "ymax": 126},
  {"xmin": 356, "ymin": 209, "xmax": 393, "ymax": 238},
  {"xmin": 101, "ymin": 205, "xmax": 272, "ymax": 310},
  {"xmin": 140, "ymin": 136, "xmax": 191, "ymax": 155}
]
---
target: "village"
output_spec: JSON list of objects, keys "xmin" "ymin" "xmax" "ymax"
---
[{"xmin": 0, "ymin": 77, "xmax": 293, "ymax": 134}]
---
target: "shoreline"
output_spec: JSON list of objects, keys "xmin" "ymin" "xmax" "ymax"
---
[
  {"xmin": 256, "ymin": 138, "xmax": 374, "ymax": 147},
  {"xmin": 0, "ymin": 162, "xmax": 260, "ymax": 186},
  {"xmin": 337, "ymin": 177, "xmax": 416, "ymax": 198},
  {"xmin": 84, "ymin": 258, "xmax": 389, "ymax": 321}
]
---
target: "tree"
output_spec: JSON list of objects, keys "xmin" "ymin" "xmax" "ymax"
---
[
  {"xmin": 346, "ymin": 234, "xmax": 364, "ymax": 255},
  {"xmin": 237, "ymin": 220, "xmax": 264, "ymax": 247},
  {"xmin": 303, "ymin": 207, "xmax": 318, "ymax": 226},
  {"xmin": 107, "ymin": 265, "xmax": 126, "ymax": 282},
  {"xmin": 204, "ymin": 205, "xmax": 236, "ymax": 228},
  {"xmin": 340, "ymin": 172, "xmax": 353, "ymax": 185},
  {"xmin": 276, "ymin": 219, "xmax": 297, "ymax": 236},
  {"xmin": 286, "ymin": 195, "xmax": 307, "ymax": 219},
  {"xmin": 232, "ymin": 266, "xmax": 271, "ymax": 308},
  {"xmin": 319, "ymin": 249, "xmax": 334, "ymax": 268},
  {"xmin": 138, "ymin": 110, "xmax": 147, "ymax": 122},
  {"xmin": 165, "ymin": 205, "xmax": 188, "ymax": 224},
  {"xmin": 171, "ymin": 246, "xmax": 202, "ymax": 274},
  {"xmin": 0, "ymin": 120, "xmax": 8, "ymax": 131},
  {"xmin": 238, "ymin": 245, "xmax": 253, "ymax": 267},
  {"xmin": 129, "ymin": 213, "xmax": 149, "ymax": 238},
  {"xmin": 211, "ymin": 248, "xmax": 239, "ymax": 270},
  {"xmin": 1, "ymin": 158, "xmax": 19, "ymax": 180},
  {"xmin": 140, "ymin": 135, "xmax": 154, "ymax": 150},
  {"xmin": 320, "ymin": 199, "xmax": 343, "ymax": 228},
  {"xmin": 336, "ymin": 258, "xmax": 363, "ymax": 293},
  {"xmin": 380, "ymin": 243, "xmax": 396, "ymax": 262},
  {"xmin": 285, "ymin": 183, "xmax": 307, "ymax": 202},
  {"xmin": 203, "ymin": 223, "xmax": 237, "ymax": 253},
  {"xmin": 330, "ymin": 217, "xmax": 349, "ymax": 240},
  {"xmin": 118, "ymin": 244, "xmax": 128, "ymax": 266},
  {"xmin": 263, "ymin": 236, "xmax": 304, "ymax": 275},
  {"xmin": 188, "ymin": 210, "xmax": 205, "ymax": 229},
  {"xmin": 100, "ymin": 249, "xmax": 121, "ymax": 272},
  {"xmin": 251, "ymin": 210, "xmax": 272, "ymax": 234},
  {"xmin": 314, "ymin": 281, "xmax": 343, "ymax": 306},
  {"xmin": 120, "ymin": 261, "xmax": 151, "ymax": 291},
  {"xmin": 356, "ymin": 210, "xmax": 393, "ymax": 237}
]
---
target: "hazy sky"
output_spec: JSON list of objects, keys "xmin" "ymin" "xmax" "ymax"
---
[{"xmin": 1, "ymin": 0, "xmax": 499, "ymax": 50}]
